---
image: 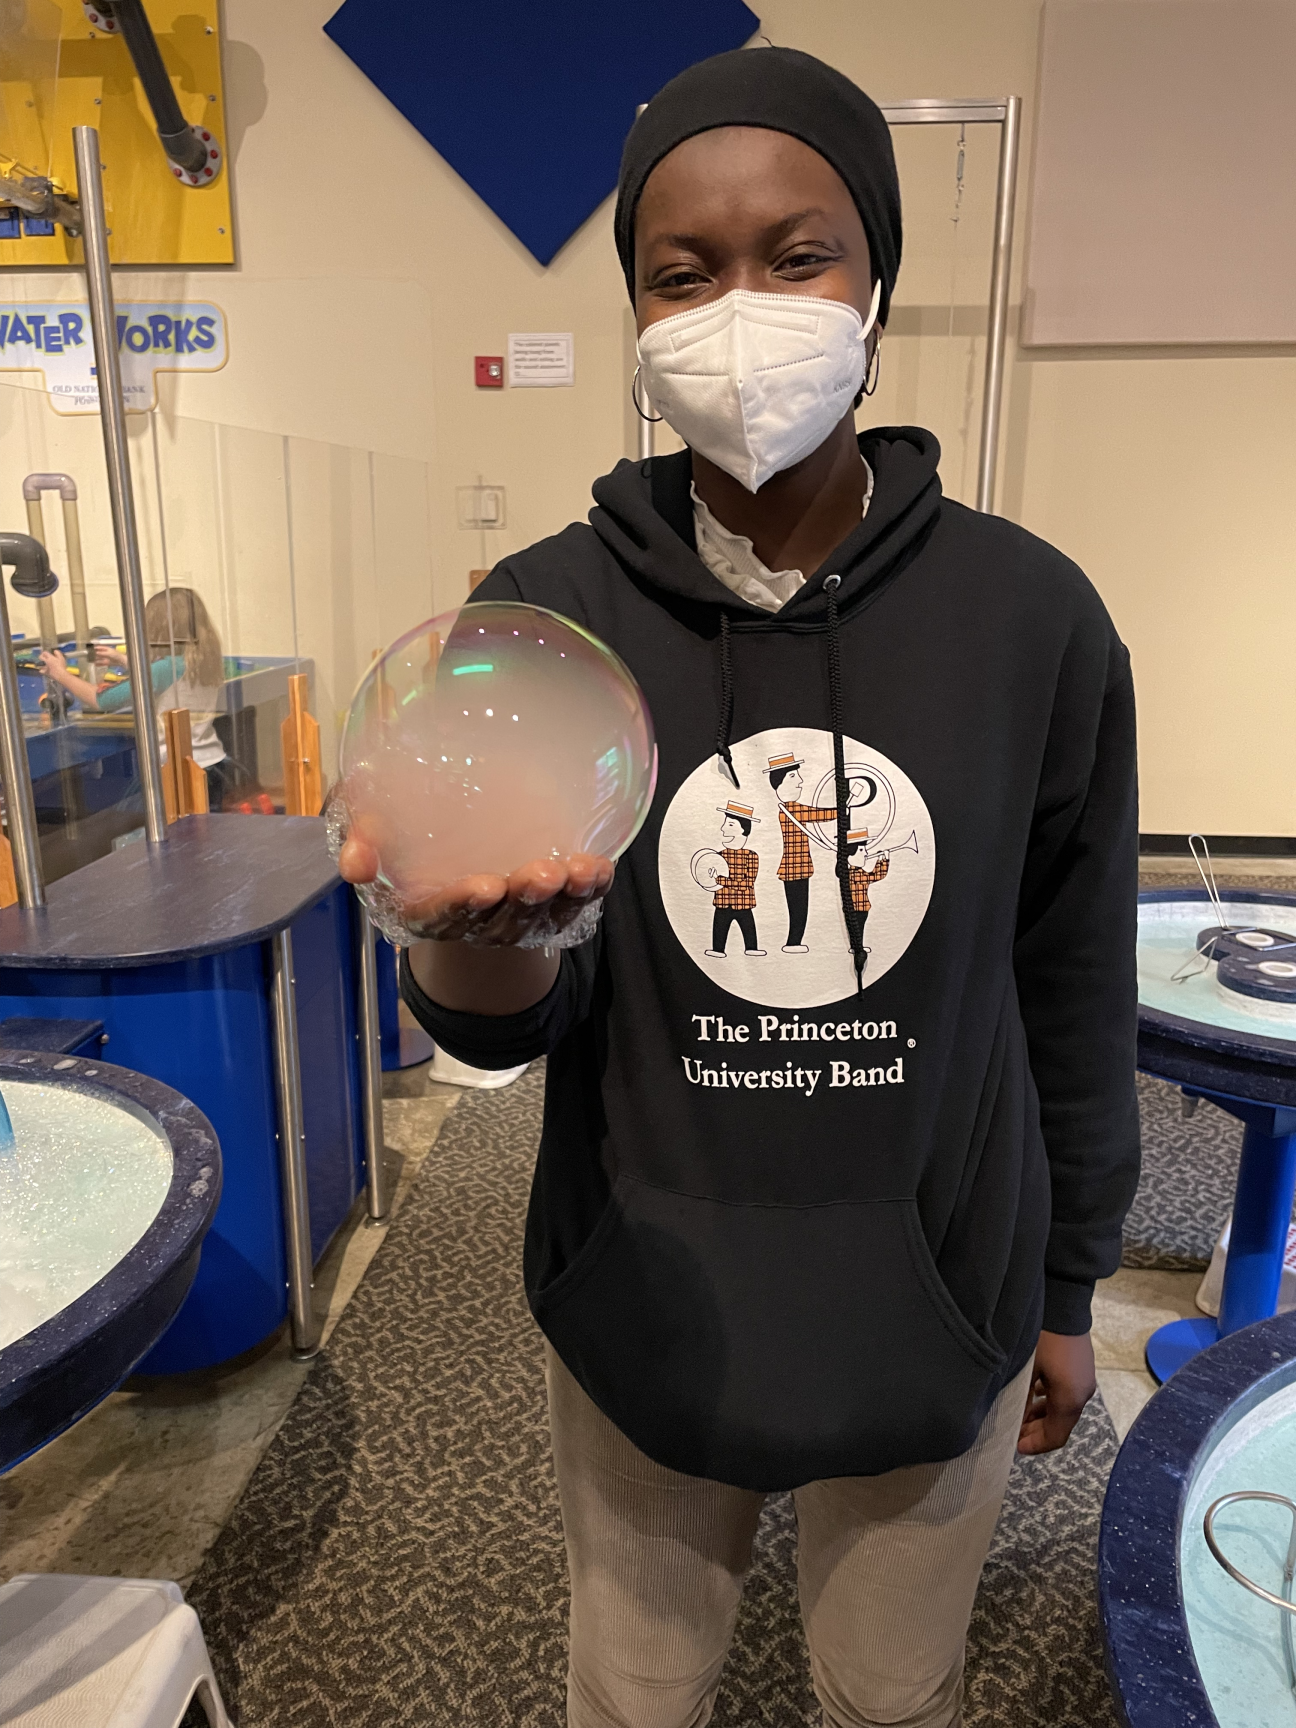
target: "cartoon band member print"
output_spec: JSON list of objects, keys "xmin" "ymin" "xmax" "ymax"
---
[
  {"xmin": 661, "ymin": 729, "xmax": 931, "ymax": 1004},
  {"xmin": 766, "ymin": 751, "xmax": 851, "ymax": 954},
  {"xmin": 845, "ymin": 826, "xmax": 890, "ymax": 970},
  {"xmin": 691, "ymin": 799, "xmax": 767, "ymax": 958}
]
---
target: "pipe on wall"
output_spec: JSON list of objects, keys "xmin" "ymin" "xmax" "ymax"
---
[
  {"xmin": 0, "ymin": 532, "xmax": 52, "ymax": 910},
  {"xmin": 101, "ymin": 0, "xmax": 210, "ymax": 177}
]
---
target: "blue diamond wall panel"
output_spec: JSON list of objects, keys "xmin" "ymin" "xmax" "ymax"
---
[{"xmin": 324, "ymin": 0, "xmax": 760, "ymax": 265}]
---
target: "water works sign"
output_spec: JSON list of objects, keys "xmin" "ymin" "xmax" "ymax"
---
[{"xmin": 0, "ymin": 302, "xmax": 227, "ymax": 414}]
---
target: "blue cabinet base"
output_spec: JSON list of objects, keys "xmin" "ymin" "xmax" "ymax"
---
[
  {"xmin": 1145, "ymin": 1315, "xmax": 1223, "ymax": 1384},
  {"xmin": 1143, "ymin": 1086, "xmax": 1296, "ymax": 1385},
  {"xmin": 0, "ymin": 882, "xmax": 364, "ymax": 1373}
]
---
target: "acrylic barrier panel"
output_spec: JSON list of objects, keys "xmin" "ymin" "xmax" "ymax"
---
[
  {"xmin": 146, "ymin": 414, "xmax": 436, "ymax": 800},
  {"xmin": 0, "ymin": 371, "xmax": 132, "ymax": 638},
  {"xmin": 0, "ymin": 370, "xmax": 151, "ymax": 880},
  {"xmin": 0, "ymin": 373, "xmax": 435, "ymax": 873},
  {"xmin": 142, "ymin": 413, "xmax": 307, "ymax": 813}
]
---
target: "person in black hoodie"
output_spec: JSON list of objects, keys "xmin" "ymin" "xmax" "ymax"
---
[{"xmin": 341, "ymin": 46, "xmax": 1139, "ymax": 1728}]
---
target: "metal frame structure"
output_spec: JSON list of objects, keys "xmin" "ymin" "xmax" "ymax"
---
[
  {"xmin": 878, "ymin": 99, "xmax": 1022, "ymax": 514},
  {"xmin": 356, "ymin": 899, "xmax": 389, "ymax": 1224},
  {"xmin": 72, "ymin": 125, "xmax": 170, "ymax": 846},
  {"xmin": 271, "ymin": 928, "xmax": 319, "ymax": 1360},
  {"xmin": 63, "ymin": 127, "xmax": 387, "ymax": 1358},
  {"xmin": 1204, "ymin": 1489, "xmax": 1296, "ymax": 1689},
  {"xmin": 638, "ymin": 96, "xmax": 1023, "ymax": 516}
]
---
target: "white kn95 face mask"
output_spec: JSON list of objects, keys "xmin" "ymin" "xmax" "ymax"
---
[{"xmin": 636, "ymin": 279, "xmax": 881, "ymax": 494}]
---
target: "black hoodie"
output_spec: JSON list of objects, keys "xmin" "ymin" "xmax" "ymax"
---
[{"xmin": 403, "ymin": 429, "xmax": 1140, "ymax": 1491}]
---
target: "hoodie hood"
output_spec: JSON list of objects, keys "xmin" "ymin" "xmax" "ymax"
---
[{"xmin": 588, "ymin": 428, "xmax": 943, "ymax": 623}]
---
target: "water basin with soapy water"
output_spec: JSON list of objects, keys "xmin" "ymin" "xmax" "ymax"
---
[{"xmin": 0, "ymin": 1079, "xmax": 172, "ymax": 1350}]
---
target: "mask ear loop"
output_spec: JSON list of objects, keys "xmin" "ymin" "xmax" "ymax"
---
[
  {"xmin": 860, "ymin": 276, "xmax": 883, "ymax": 341},
  {"xmin": 857, "ymin": 277, "xmax": 884, "ymax": 399},
  {"xmin": 631, "ymin": 365, "xmax": 664, "ymax": 424}
]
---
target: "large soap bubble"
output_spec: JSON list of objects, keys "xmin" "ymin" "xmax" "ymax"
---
[{"xmin": 333, "ymin": 601, "xmax": 656, "ymax": 943}]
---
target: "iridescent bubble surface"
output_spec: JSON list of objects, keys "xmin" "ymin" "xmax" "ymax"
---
[
  {"xmin": 339, "ymin": 602, "xmax": 657, "ymax": 899},
  {"xmin": 0, "ymin": 1082, "xmax": 173, "ymax": 1348}
]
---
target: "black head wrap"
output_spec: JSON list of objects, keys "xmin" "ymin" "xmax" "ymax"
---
[{"xmin": 614, "ymin": 47, "xmax": 902, "ymax": 323}]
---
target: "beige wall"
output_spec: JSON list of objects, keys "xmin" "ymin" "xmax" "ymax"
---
[{"xmin": 2, "ymin": 0, "xmax": 1292, "ymax": 831}]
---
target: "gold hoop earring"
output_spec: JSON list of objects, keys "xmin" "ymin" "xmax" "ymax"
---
[
  {"xmin": 632, "ymin": 365, "xmax": 664, "ymax": 423},
  {"xmin": 862, "ymin": 336, "xmax": 882, "ymax": 398}
]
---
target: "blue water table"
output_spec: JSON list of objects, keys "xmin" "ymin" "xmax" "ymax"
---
[
  {"xmin": 1137, "ymin": 888, "xmax": 1296, "ymax": 1383},
  {"xmin": 0, "ymin": 1046, "xmax": 222, "ymax": 1472},
  {"xmin": 0, "ymin": 814, "xmax": 386, "ymax": 1372}
]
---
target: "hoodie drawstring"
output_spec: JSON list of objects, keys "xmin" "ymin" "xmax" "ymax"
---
[
  {"xmin": 824, "ymin": 575, "xmax": 868, "ymax": 997},
  {"xmin": 711, "ymin": 578, "xmax": 868, "ymax": 997},
  {"xmin": 716, "ymin": 610, "xmax": 738, "ymax": 787}
]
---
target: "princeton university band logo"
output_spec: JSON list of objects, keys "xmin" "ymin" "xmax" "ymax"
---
[{"xmin": 658, "ymin": 727, "xmax": 936, "ymax": 1012}]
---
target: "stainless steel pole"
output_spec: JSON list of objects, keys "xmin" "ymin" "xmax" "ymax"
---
[
  {"xmin": 975, "ymin": 94, "xmax": 1022, "ymax": 514},
  {"xmin": 356, "ymin": 900, "xmax": 388, "ymax": 1223},
  {"xmin": 0, "ymin": 569, "xmax": 44, "ymax": 909},
  {"xmin": 72, "ymin": 126, "xmax": 168, "ymax": 844},
  {"xmin": 271, "ymin": 928, "xmax": 319, "ymax": 1360}
]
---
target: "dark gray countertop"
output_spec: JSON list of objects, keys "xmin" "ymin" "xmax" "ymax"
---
[{"xmin": 0, "ymin": 813, "xmax": 341, "ymax": 969}]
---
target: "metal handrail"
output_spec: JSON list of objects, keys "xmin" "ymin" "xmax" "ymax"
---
[
  {"xmin": 1204, "ymin": 1490, "xmax": 1296, "ymax": 1690},
  {"xmin": 879, "ymin": 98, "xmax": 1022, "ymax": 514},
  {"xmin": 72, "ymin": 126, "xmax": 169, "ymax": 846}
]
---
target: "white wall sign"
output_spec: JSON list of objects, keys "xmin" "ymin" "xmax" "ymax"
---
[
  {"xmin": 0, "ymin": 301, "xmax": 228, "ymax": 414},
  {"xmin": 507, "ymin": 331, "xmax": 574, "ymax": 387}
]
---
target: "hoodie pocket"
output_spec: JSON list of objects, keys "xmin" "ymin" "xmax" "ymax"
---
[{"xmin": 533, "ymin": 1175, "xmax": 1008, "ymax": 1492}]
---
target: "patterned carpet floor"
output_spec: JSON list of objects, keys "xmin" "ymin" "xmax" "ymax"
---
[
  {"xmin": 1123, "ymin": 1073, "xmax": 1239, "ymax": 1270},
  {"xmin": 189, "ymin": 1065, "xmax": 1121, "ymax": 1728}
]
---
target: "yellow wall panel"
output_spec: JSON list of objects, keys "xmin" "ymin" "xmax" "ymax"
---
[{"xmin": 0, "ymin": 0, "xmax": 232, "ymax": 266}]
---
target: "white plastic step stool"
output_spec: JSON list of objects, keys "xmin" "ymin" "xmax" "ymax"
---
[{"xmin": 0, "ymin": 1574, "xmax": 231, "ymax": 1727}]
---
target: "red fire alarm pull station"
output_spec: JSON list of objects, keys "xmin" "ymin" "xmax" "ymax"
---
[{"xmin": 475, "ymin": 356, "xmax": 504, "ymax": 388}]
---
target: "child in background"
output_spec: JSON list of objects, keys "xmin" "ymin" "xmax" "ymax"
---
[{"xmin": 42, "ymin": 586, "xmax": 233, "ymax": 809}]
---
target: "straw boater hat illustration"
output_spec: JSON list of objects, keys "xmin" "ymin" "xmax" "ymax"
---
[
  {"xmin": 846, "ymin": 828, "xmax": 871, "ymax": 847},
  {"xmin": 764, "ymin": 751, "xmax": 803, "ymax": 776},
  {"xmin": 716, "ymin": 798, "xmax": 761, "ymax": 823}
]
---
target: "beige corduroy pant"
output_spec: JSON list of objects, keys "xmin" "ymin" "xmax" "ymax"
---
[{"xmin": 546, "ymin": 1346, "xmax": 1033, "ymax": 1728}]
